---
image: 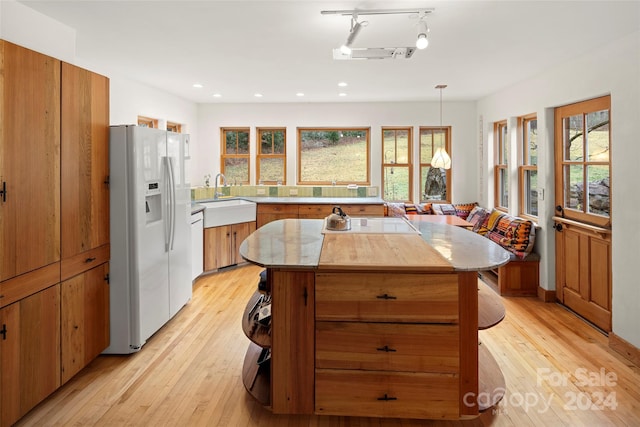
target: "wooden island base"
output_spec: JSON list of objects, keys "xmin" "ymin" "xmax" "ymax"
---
[{"xmin": 239, "ymin": 219, "xmax": 511, "ymax": 420}]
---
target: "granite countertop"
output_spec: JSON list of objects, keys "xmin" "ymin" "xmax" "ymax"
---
[{"xmin": 239, "ymin": 218, "xmax": 510, "ymax": 272}]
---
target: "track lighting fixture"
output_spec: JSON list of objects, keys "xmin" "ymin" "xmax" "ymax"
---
[
  {"xmin": 416, "ymin": 18, "xmax": 429, "ymax": 50},
  {"xmin": 340, "ymin": 14, "xmax": 367, "ymax": 55}
]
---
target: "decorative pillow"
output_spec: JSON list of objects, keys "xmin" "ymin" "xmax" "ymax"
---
[
  {"xmin": 485, "ymin": 211, "xmax": 536, "ymax": 259},
  {"xmin": 416, "ymin": 203, "xmax": 433, "ymax": 215},
  {"xmin": 466, "ymin": 206, "xmax": 491, "ymax": 235},
  {"xmin": 386, "ymin": 202, "xmax": 408, "ymax": 218},
  {"xmin": 453, "ymin": 202, "xmax": 478, "ymax": 220},
  {"xmin": 404, "ymin": 203, "xmax": 418, "ymax": 215},
  {"xmin": 432, "ymin": 203, "xmax": 457, "ymax": 215}
]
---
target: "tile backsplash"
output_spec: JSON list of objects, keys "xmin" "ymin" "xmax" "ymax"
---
[{"xmin": 191, "ymin": 185, "xmax": 378, "ymax": 201}]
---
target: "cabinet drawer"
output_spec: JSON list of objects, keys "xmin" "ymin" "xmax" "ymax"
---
[
  {"xmin": 298, "ymin": 204, "xmax": 333, "ymax": 218},
  {"xmin": 339, "ymin": 204, "xmax": 384, "ymax": 216},
  {"xmin": 315, "ymin": 369, "xmax": 459, "ymax": 419},
  {"xmin": 316, "ymin": 321, "xmax": 459, "ymax": 373},
  {"xmin": 315, "ymin": 273, "xmax": 458, "ymax": 323},
  {"xmin": 61, "ymin": 244, "xmax": 110, "ymax": 281},
  {"xmin": 256, "ymin": 203, "xmax": 299, "ymax": 214}
]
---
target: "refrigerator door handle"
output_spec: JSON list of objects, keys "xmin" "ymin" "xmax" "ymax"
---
[
  {"xmin": 168, "ymin": 157, "xmax": 177, "ymax": 251},
  {"xmin": 163, "ymin": 157, "xmax": 171, "ymax": 252}
]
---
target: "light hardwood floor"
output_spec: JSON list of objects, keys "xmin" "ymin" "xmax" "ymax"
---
[{"xmin": 17, "ymin": 265, "xmax": 640, "ymax": 426}]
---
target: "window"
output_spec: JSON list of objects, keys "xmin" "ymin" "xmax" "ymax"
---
[
  {"xmin": 138, "ymin": 116, "xmax": 158, "ymax": 128},
  {"xmin": 554, "ymin": 95, "xmax": 611, "ymax": 227},
  {"xmin": 297, "ymin": 128, "xmax": 370, "ymax": 185},
  {"xmin": 382, "ymin": 127, "xmax": 412, "ymax": 202},
  {"xmin": 419, "ymin": 127, "xmax": 451, "ymax": 202},
  {"xmin": 257, "ymin": 128, "xmax": 286, "ymax": 185},
  {"xmin": 494, "ymin": 121, "xmax": 508, "ymax": 210},
  {"xmin": 519, "ymin": 114, "xmax": 538, "ymax": 218},
  {"xmin": 221, "ymin": 128, "xmax": 250, "ymax": 184},
  {"xmin": 167, "ymin": 121, "xmax": 183, "ymax": 133}
]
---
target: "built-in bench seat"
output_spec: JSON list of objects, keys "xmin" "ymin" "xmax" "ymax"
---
[{"xmin": 385, "ymin": 202, "xmax": 540, "ymax": 296}]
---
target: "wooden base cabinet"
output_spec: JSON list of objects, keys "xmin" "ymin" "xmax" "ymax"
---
[
  {"xmin": 0, "ymin": 285, "xmax": 61, "ymax": 427},
  {"xmin": 204, "ymin": 222, "xmax": 256, "ymax": 271},
  {"xmin": 242, "ymin": 269, "xmax": 503, "ymax": 420},
  {"xmin": 61, "ymin": 263, "xmax": 110, "ymax": 384}
]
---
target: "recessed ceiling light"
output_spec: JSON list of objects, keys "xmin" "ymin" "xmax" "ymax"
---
[
  {"xmin": 338, "ymin": 93, "xmax": 347, "ymax": 97},
  {"xmin": 212, "ymin": 93, "xmax": 222, "ymax": 98},
  {"xmin": 296, "ymin": 92, "xmax": 305, "ymax": 97},
  {"xmin": 193, "ymin": 83, "xmax": 203, "ymax": 88},
  {"xmin": 338, "ymin": 82, "xmax": 348, "ymax": 87},
  {"xmin": 254, "ymin": 93, "xmax": 263, "ymax": 98}
]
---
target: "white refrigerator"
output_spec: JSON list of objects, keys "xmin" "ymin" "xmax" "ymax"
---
[{"xmin": 105, "ymin": 125, "xmax": 192, "ymax": 354}]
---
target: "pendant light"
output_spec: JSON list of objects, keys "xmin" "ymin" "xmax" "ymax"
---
[{"xmin": 431, "ymin": 84, "xmax": 451, "ymax": 169}]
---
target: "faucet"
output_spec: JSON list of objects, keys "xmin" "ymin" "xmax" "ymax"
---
[{"xmin": 213, "ymin": 173, "xmax": 226, "ymax": 200}]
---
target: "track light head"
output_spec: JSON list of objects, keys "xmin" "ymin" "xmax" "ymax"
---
[
  {"xmin": 340, "ymin": 15, "xmax": 367, "ymax": 55},
  {"xmin": 416, "ymin": 19, "xmax": 429, "ymax": 49}
]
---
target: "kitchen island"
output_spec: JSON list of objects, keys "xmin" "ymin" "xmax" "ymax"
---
[{"xmin": 239, "ymin": 217, "xmax": 510, "ymax": 420}]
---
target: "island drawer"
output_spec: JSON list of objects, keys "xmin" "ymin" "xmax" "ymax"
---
[
  {"xmin": 315, "ymin": 369, "xmax": 459, "ymax": 419},
  {"xmin": 316, "ymin": 321, "xmax": 459, "ymax": 373},
  {"xmin": 315, "ymin": 272, "xmax": 459, "ymax": 323}
]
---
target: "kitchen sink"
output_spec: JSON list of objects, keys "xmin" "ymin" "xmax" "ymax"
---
[{"xmin": 200, "ymin": 199, "xmax": 257, "ymax": 228}]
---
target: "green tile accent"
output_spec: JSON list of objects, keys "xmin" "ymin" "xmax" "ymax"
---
[
  {"xmin": 269, "ymin": 186, "xmax": 279, "ymax": 197},
  {"xmin": 357, "ymin": 187, "xmax": 366, "ymax": 197},
  {"xmin": 222, "ymin": 186, "xmax": 231, "ymax": 196},
  {"xmin": 313, "ymin": 187, "xmax": 322, "ymax": 197}
]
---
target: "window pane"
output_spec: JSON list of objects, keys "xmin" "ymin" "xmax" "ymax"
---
[
  {"xmin": 383, "ymin": 132, "xmax": 396, "ymax": 164},
  {"xmin": 564, "ymin": 164, "xmax": 583, "ymax": 210},
  {"xmin": 527, "ymin": 119, "xmax": 538, "ymax": 166},
  {"xmin": 420, "ymin": 131, "xmax": 434, "ymax": 163},
  {"xmin": 383, "ymin": 166, "xmax": 409, "ymax": 201},
  {"xmin": 260, "ymin": 132, "xmax": 273, "ymax": 154},
  {"xmin": 299, "ymin": 130, "xmax": 367, "ymax": 183},
  {"xmin": 422, "ymin": 166, "xmax": 447, "ymax": 201},
  {"xmin": 501, "ymin": 125, "xmax": 508, "ymax": 165},
  {"xmin": 499, "ymin": 168, "xmax": 509, "ymax": 207},
  {"xmin": 273, "ymin": 130, "xmax": 285, "ymax": 154},
  {"xmin": 564, "ymin": 115, "xmax": 584, "ymax": 161},
  {"xmin": 224, "ymin": 157, "xmax": 249, "ymax": 184},
  {"xmin": 586, "ymin": 110, "xmax": 609, "ymax": 162},
  {"xmin": 587, "ymin": 165, "xmax": 610, "ymax": 217},
  {"xmin": 396, "ymin": 130, "xmax": 409, "ymax": 164},
  {"xmin": 524, "ymin": 169, "xmax": 538, "ymax": 216},
  {"xmin": 259, "ymin": 158, "xmax": 285, "ymax": 183},
  {"xmin": 238, "ymin": 131, "xmax": 249, "ymax": 154},
  {"xmin": 225, "ymin": 132, "xmax": 237, "ymax": 154}
]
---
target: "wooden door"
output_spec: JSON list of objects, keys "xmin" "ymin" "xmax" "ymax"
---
[
  {"xmin": 60, "ymin": 62, "xmax": 110, "ymax": 260},
  {"xmin": 0, "ymin": 41, "xmax": 61, "ymax": 281},
  {"xmin": 554, "ymin": 96, "xmax": 612, "ymax": 331},
  {"xmin": 1, "ymin": 285, "xmax": 61, "ymax": 426},
  {"xmin": 204, "ymin": 225, "xmax": 232, "ymax": 270},
  {"xmin": 61, "ymin": 263, "xmax": 110, "ymax": 384}
]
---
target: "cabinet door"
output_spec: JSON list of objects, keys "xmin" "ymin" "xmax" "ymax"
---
[
  {"xmin": 61, "ymin": 62, "xmax": 110, "ymax": 260},
  {"xmin": 204, "ymin": 225, "xmax": 232, "ymax": 271},
  {"xmin": 0, "ymin": 41, "xmax": 61, "ymax": 281},
  {"xmin": 231, "ymin": 222, "xmax": 256, "ymax": 265},
  {"xmin": 61, "ymin": 263, "xmax": 110, "ymax": 384},
  {"xmin": 1, "ymin": 285, "xmax": 61, "ymax": 426}
]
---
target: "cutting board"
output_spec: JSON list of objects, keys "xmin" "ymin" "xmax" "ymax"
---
[{"xmin": 318, "ymin": 233, "xmax": 453, "ymax": 272}]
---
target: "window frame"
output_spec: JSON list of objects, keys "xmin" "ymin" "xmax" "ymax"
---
[
  {"xmin": 167, "ymin": 121, "xmax": 183, "ymax": 133},
  {"xmin": 220, "ymin": 127, "xmax": 250, "ymax": 185},
  {"xmin": 296, "ymin": 127, "xmax": 370, "ymax": 185},
  {"xmin": 382, "ymin": 127, "xmax": 413, "ymax": 202},
  {"xmin": 518, "ymin": 114, "xmax": 538, "ymax": 220},
  {"xmin": 419, "ymin": 126, "xmax": 452, "ymax": 204},
  {"xmin": 554, "ymin": 95, "xmax": 611, "ymax": 227},
  {"xmin": 494, "ymin": 120, "xmax": 508, "ymax": 211},
  {"xmin": 257, "ymin": 127, "xmax": 287, "ymax": 185},
  {"xmin": 138, "ymin": 116, "xmax": 158, "ymax": 128}
]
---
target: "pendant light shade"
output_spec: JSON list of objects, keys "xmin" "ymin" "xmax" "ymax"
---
[{"xmin": 431, "ymin": 147, "xmax": 451, "ymax": 169}]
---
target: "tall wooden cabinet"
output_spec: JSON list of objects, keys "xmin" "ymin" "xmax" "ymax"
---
[{"xmin": 0, "ymin": 40, "xmax": 110, "ymax": 426}]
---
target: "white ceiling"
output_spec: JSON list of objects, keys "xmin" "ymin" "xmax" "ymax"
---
[{"xmin": 18, "ymin": 0, "xmax": 640, "ymax": 104}]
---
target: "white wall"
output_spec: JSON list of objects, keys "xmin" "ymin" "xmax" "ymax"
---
[
  {"xmin": 477, "ymin": 31, "xmax": 640, "ymax": 348},
  {"xmin": 196, "ymin": 101, "xmax": 478, "ymax": 203}
]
